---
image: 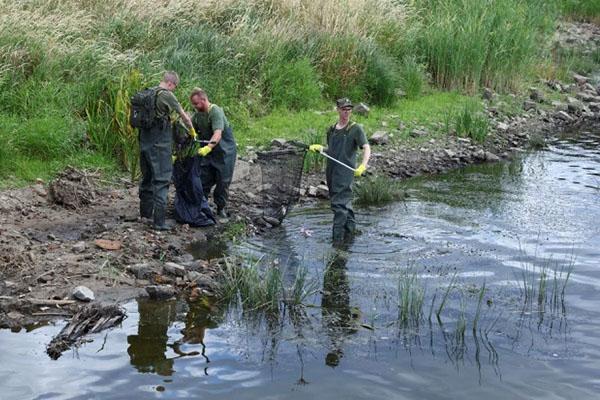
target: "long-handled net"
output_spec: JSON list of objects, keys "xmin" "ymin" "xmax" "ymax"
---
[{"xmin": 256, "ymin": 144, "xmax": 307, "ymax": 225}]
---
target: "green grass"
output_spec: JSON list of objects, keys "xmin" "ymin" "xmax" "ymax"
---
[
  {"xmin": 353, "ymin": 175, "xmax": 407, "ymax": 207},
  {"xmin": 0, "ymin": 0, "xmax": 588, "ymax": 187},
  {"xmin": 559, "ymin": 0, "xmax": 600, "ymax": 23}
]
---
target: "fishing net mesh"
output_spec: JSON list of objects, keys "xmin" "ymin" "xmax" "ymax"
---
[{"xmin": 256, "ymin": 147, "xmax": 307, "ymax": 223}]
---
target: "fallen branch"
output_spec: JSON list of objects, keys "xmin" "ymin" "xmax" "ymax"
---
[{"xmin": 46, "ymin": 303, "xmax": 126, "ymax": 359}]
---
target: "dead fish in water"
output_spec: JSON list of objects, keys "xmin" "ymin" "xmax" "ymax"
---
[{"xmin": 300, "ymin": 226, "xmax": 313, "ymax": 237}]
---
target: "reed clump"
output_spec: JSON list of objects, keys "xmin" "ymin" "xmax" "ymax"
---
[{"xmin": 354, "ymin": 175, "xmax": 407, "ymax": 207}]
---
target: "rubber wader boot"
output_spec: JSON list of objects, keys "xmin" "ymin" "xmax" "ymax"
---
[
  {"xmin": 140, "ymin": 201, "xmax": 153, "ymax": 219},
  {"xmin": 153, "ymin": 208, "xmax": 173, "ymax": 231},
  {"xmin": 217, "ymin": 208, "xmax": 228, "ymax": 218}
]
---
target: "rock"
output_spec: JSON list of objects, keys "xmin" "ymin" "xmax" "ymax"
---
[
  {"xmin": 444, "ymin": 149, "xmax": 456, "ymax": 158},
  {"xmin": 588, "ymin": 102, "xmax": 600, "ymax": 112},
  {"xmin": 457, "ymin": 137, "xmax": 471, "ymax": 144},
  {"xmin": 307, "ymin": 186, "xmax": 318, "ymax": 197},
  {"xmin": 474, "ymin": 149, "xmax": 486, "ymax": 160},
  {"xmin": 353, "ymin": 102, "xmax": 370, "ymax": 116},
  {"xmin": 485, "ymin": 152, "xmax": 501, "ymax": 162},
  {"xmin": 551, "ymin": 100, "xmax": 568, "ymax": 112},
  {"xmin": 369, "ymin": 131, "xmax": 390, "ymax": 145},
  {"xmin": 529, "ymin": 87, "xmax": 544, "ymax": 103},
  {"xmin": 316, "ymin": 184, "xmax": 329, "ymax": 198},
  {"xmin": 164, "ymin": 262, "xmax": 186, "ymax": 278},
  {"xmin": 72, "ymin": 286, "xmax": 94, "ymax": 302},
  {"xmin": 573, "ymin": 73, "xmax": 589, "ymax": 85},
  {"xmin": 523, "ymin": 100, "xmax": 537, "ymax": 111},
  {"xmin": 555, "ymin": 111, "xmax": 574, "ymax": 121},
  {"xmin": 72, "ymin": 241, "xmax": 86, "ymax": 253},
  {"xmin": 187, "ymin": 272, "xmax": 216, "ymax": 288},
  {"xmin": 496, "ymin": 122, "xmax": 509, "ymax": 131},
  {"xmin": 482, "ymin": 88, "xmax": 494, "ymax": 101},
  {"xmin": 410, "ymin": 128, "xmax": 428, "ymax": 138},
  {"xmin": 577, "ymin": 92, "xmax": 600, "ymax": 103},
  {"xmin": 32, "ymin": 184, "xmax": 47, "ymax": 197},
  {"xmin": 567, "ymin": 99, "xmax": 583, "ymax": 113},
  {"xmin": 127, "ymin": 263, "xmax": 154, "ymax": 279},
  {"xmin": 232, "ymin": 159, "xmax": 253, "ymax": 185},
  {"xmin": 145, "ymin": 285, "xmax": 175, "ymax": 300},
  {"xmin": 270, "ymin": 138, "xmax": 287, "ymax": 147}
]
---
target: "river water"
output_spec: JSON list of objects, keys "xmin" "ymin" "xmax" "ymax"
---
[{"xmin": 2, "ymin": 127, "xmax": 599, "ymax": 399}]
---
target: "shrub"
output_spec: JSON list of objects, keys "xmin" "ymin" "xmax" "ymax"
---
[
  {"xmin": 454, "ymin": 100, "xmax": 489, "ymax": 142},
  {"xmin": 354, "ymin": 175, "xmax": 407, "ymax": 206}
]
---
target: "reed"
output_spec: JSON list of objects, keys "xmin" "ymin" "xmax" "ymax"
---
[
  {"xmin": 397, "ymin": 268, "xmax": 426, "ymax": 327},
  {"xmin": 353, "ymin": 175, "xmax": 407, "ymax": 207}
]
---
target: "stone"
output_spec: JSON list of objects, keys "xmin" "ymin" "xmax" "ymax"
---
[
  {"xmin": 145, "ymin": 285, "xmax": 175, "ymax": 300},
  {"xmin": 573, "ymin": 73, "xmax": 589, "ymax": 85},
  {"xmin": 588, "ymin": 103, "xmax": 600, "ymax": 112},
  {"xmin": 72, "ymin": 286, "xmax": 94, "ymax": 302},
  {"xmin": 496, "ymin": 122, "xmax": 509, "ymax": 131},
  {"xmin": 231, "ymin": 159, "xmax": 253, "ymax": 185},
  {"xmin": 444, "ymin": 149, "xmax": 456, "ymax": 158},
  {"xmin": 353, "ymin": 102, "xmax": 370, "ymax": 116},
  {"xmin": 551, "ymin": 101, "xmax": 567, "ymax": 112},
  {"xmin": 270, "ymin": 138, "xmax": 287, "ymax": 147},
  {"xmin": 529, "ymin": 87, "xmax": 544, "ymax": 103},
  {"xmin": 72, "ymin": 241, "xmax": 86, "ymax": 253},
  {"xmin": 555, "ymin": 111, "xmax": 574, "ymax": 122},
  {"xmin": 127, "ymin": 263, "xmax": 154, "ymax": 279},
  {"xmin": 164, "ymin": 262, "xmax": 186, "ymax": 277},
  {"xmin": 410, "ymin": 128, "xmax": 428, "ymax": 138},
  {"xmin": 474, "ymin": 149, "xmax": 486, "ymax": 160},
  {"xmin": 485, "ymin": 152, "xmax": 501, "ymax": 162},
  {"xmin": 307, "ymin": 186, "xmax": 318, "ymax": 197},
  {"xmin": 316, "ymin": 184, "xmax": 329, "ymax": 198},
  {"xmin": 369, "ymin": 131, "xmax": 390, "ymax": 145},
  {"xmin": 523, "ymin": 100, "xmax": 537, "ymax": 111}
]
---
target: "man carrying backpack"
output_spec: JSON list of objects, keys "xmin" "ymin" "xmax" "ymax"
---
[
  {"xmin": 189, "ymin": 88, "xmax": 237, "ymax": 220},
  {"xmin": 136, "ymin": 71, "xmax": 195, "ymax": 230},
  {"xmin": 309, "ymin": 98, "xmax": 371, "ymax": 244}
]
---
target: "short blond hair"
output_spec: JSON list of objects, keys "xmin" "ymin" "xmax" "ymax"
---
[
  {"xmin": 190, "ymin": 87, "xmax": 208, "ymax": 100},
  {"xmin": 162, "ymin": 71, "xmax": 180, "ymax": 86}
]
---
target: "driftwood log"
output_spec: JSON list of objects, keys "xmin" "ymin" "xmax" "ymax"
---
[{"xmin": 46, "ymin": 303, "xmax": 126, "ymax": 359}]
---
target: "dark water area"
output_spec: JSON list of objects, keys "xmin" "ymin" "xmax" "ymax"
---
[{"xmin": 2, "ymin": 127, "xmax": 600, "ymax": 399}]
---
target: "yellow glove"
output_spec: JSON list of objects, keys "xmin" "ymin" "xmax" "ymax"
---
[
  {"xmin": 172, "ymin": 155, "xmax": 177, "ymax": 163},
  {"xmin": 354, "ymin": 164, "xmax": 366, "ymax": 177},
  {"xmin": 189, "ymin": 127, "xmax": 197, "ymax": 139},
  {"xmin": 309, "ymin": 144, "xmax": 324, "ymax": 153},
  {"xmin": 198, "ymin": 145, "xmax": 212, "ymax": 157}
]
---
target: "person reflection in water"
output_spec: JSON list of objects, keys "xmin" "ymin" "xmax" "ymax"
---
[
  {"xmin": 322, "ymin": 248, "xmax": 357, "ymax": 367},
  {"xmin": 127, "ymin": 298, "xmax": 177, "ymax": 376}
]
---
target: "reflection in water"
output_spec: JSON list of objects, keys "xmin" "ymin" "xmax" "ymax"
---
[
  {"xmin": 127, "ymin": 298, "xmax": 220, "ymax": 376},
  {"xmin": 127, "ymin": 298, "xmax": 177, "ymax": 376},
  {"xmin": 321, "ymin": 249, "xmax": 355, "ymax": 367}
]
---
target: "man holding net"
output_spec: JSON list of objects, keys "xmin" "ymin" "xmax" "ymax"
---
[
  {"xmin": 309, "ymin": 98, "xmax": 371, "ymax": 244},
  {"xmin": 190, "ymin": 88, "xmax": 237, "ymax": 219}
]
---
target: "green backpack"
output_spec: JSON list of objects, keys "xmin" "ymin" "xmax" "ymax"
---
[{"xmin": 129, "ymin": 87, "xmax": 164, "ymax": 129}]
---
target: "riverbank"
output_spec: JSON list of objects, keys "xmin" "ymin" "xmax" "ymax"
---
[{"xmin": 1, "ymin": 21, "xmax": 599, "ymax": 331}]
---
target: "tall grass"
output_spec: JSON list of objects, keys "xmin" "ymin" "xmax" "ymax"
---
[
  {"xmin": 559, "ymin": 0, "xmax": 600, "ymax": 23},
  {"xmin": 412, "ymin": 0, "xmax": 556, "ymax": 93}
]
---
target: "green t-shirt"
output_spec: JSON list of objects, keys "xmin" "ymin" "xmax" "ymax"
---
[
  {"xmin": 155, "ymin": 88, "xmax": 182, "ymax": 119},
  {"xmin": 326, "ymin": 121, "xmax": 367, "ymax": 168},
  {"xmin": 192, "ymin": 104, "xmax": 236, "ymax": 156}
]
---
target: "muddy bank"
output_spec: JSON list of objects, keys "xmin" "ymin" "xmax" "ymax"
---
[{"xmin": 1, "ymin": 22, "xmax": 599, "ymax": 331}]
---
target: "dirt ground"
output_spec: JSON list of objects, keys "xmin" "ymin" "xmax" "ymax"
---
[{"xmin": 1, "ymin": 92, "xmax": 598, "ymax": 330}]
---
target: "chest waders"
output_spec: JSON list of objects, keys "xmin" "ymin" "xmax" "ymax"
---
[
  {"xmin": 198, "ymin": 106, "xmax": 237, "ymax": 215},
  {"xmin": 139, "ymin": 118, "xmax": 173, "ymax": 228},
  {"xmin": 326, "ymin": 123, "xmax": 358, "ymax": 243}
]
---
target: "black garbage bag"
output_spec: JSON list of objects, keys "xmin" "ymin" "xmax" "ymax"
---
[{"xmin": 173, "ymin": 156, "xmax": 216, "ymax": 227}]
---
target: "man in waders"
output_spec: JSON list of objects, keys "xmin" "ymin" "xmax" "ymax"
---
[
  {"xmin": 190, "ymin": 88, "xmax": 237, "ymax": 220},
  {"xmin": 139, "ymin": 71, "xmax": 195, "ymax": 230},
  {"xmin": 309, "ymin": 98, "xmax": 371, "ymax": 244}
]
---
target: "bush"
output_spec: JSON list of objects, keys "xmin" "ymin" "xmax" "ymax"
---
[{"xmin": 398, "ymin": 56, "xmax": 428, "ymax": 99}]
